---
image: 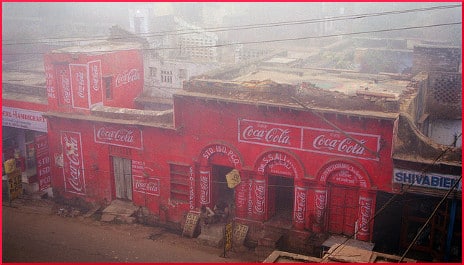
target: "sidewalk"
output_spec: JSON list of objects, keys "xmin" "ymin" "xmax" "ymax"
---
[{"xmin": 3, "ymin": 194, "xmax": 262, "ymax": 263}]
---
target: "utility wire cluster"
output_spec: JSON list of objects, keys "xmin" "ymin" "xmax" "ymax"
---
[
  {"xmin": 321, "ymin": 133, "xmax": 462, "ymax": 263},
  {"xmin": 3, "ymin": 4, "xmax": 460, "ymax": 45},
  {"xmin": 2, "ymin": 4, "xmax": 461, "ymax": 56}
]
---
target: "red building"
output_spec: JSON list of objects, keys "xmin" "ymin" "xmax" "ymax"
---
[
  {"xmin": 43, "ymin": 41, "xmax": 403, "ymax": 242},
  {"xmin": 9, "ymin": 41, "xmax": 458, "ymax": 261}
]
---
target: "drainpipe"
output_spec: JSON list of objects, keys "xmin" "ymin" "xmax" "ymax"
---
[{"xmin": 444, "ymin": 197, "xmax": 457, "ymax": 261}]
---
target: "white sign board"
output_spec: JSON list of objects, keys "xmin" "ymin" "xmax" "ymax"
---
[{"xmin": 2, "ymin": 106, "xmax": 47, "ymax": 132}]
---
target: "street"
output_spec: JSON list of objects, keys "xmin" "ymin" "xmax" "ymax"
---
[{"xmin": 2, "ymin": 196, "xmax": 261, "ymax": 263}]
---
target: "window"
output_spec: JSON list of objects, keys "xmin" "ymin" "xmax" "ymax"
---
[
  {"xmin": 169, "ymin": 163, "xmax": 190, "ymax": 203},
  {"xmin": 179, "ymin": 69, "xmax": 187, "ymax": 79},
  {"xmin": 161, "ymin": 70, "xmax": 172, "ymax": 84},
  {"xmin": 104, "ymin": 76, "xmax": 113, "ymax": 99}
]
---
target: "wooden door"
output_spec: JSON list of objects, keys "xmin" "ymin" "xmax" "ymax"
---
[
  {"xmin": 113, "ymin": 157, "xmax": 132, "ymax": 200},
  {"xmin": 328, "ymin": 185, "xmax": 359, "ymax": 236}
]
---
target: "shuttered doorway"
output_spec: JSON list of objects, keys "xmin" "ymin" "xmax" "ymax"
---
[
  {"xmin": 112, "ymin": 156, "xmax": 132, "ymax": 200},
  {"xmin": 328, "ymin": 185, "xmax": 359, "ymax": 236}
]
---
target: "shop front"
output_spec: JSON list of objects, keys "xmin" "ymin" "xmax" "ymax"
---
[
  {"xmin": 2, "ymin": 105, "xmax": 51, "ymax": 195},
  {"xmin": 393, "ymin": 167, "xmax": 462, "ymax": 261}
]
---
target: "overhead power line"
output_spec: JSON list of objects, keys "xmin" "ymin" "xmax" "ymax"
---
[
  {"xmin": 2, "ymin": 21, "xmax": 461, "ymax": 56},
  {"xmin": 399, "ymin": 175, "xmax": 462, "ymax": 262},
  {"xmin": 2, "ymin": 4, "xmax": 461, "ymax": 46}
]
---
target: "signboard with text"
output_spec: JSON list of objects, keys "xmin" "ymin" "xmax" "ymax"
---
[
  {"xmin": 394, "ymin": 168, "xmax": 462, "ymax": 191},
  {"xmin": 35, "ymin": 134, "xmax": 51, "ymax": 191},
  {"xmin": 94, "ymin": 124, "xmax": 143, "ymax": 150},
  {"xmin": 239, "ymin": 119, "xmax": 380, "ymax": 161},
  {"xmin": 70, "ymin": 64, "xmax": 90, "ymax": 109},
  {"xmin": 2, "ymin": 107, "xmax": 47, "ymax": 132},
  {"xmin": 88, "ymin": 60, "xmax": 102, "ymax": 106},
  {"xmin": 61, "ymin": 131, "xmax": 86, "ymax": 195},
  {"xmin": 132, "ymin": 160, "xmax": 160, "ymax": 196}
]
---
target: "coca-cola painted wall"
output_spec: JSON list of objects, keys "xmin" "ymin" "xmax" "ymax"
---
[
  {"xmin": 44, "ymin": 48, "xmax": 143, "ymax": 113},
  {"xmin": 94, "ymin": 124, "xmax": 143, "ymax": 150},
  {"xmin": 46, "ymin": 83, "xmax": 395, "ymax": 241}
]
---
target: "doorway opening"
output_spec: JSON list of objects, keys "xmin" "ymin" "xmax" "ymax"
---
[
  {"xmin": 112, "ymin": 156, "xmax": 132, "ymax": 201},
  {"xmin": 211, "ymin": 165, "xmax": 235, "ymax": 207},
  {"xmin": 268, "ymin": 175, "xmax": 294, "ymax": 224}
]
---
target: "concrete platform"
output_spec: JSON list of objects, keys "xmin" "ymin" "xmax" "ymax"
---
[
  {"xmin": 197, "ymin": 223, "xmax": 225, "ymax": 248},
  {"xmin": 101, "ymin": 200, "xmax": 139, "ymax": 223}
]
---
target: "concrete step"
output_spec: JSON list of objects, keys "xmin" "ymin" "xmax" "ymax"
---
[
  {"xmin": 258, "ymin": 231, "xmax": 283, "ymax": 248},
  {"xmin": 100, "ymin": 200, "xmax": 138, "ymax": 224},
  {"xmin": 197, "ymin": 223, "xmax": 225, "ymax": 248}
]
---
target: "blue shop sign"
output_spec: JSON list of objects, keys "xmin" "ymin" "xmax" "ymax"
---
[{"xmin": 393, "ymin": 169, "xmax": 462, "ymax": 191}]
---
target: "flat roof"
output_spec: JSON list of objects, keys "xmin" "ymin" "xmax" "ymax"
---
[
  {"xmin": 2, "ymin": 71, "xmax": 45, "ymax": 87},
  {"xmin": 52, "ymin": 41, "xmax": 142, "ymax": 54},
  {"xmin": 183, "ymin": 63, "xmax": 412, "ymax": 117},
  {"xmin": 232, "ymin": 67, "xmax": 409, "ymax": 98}
]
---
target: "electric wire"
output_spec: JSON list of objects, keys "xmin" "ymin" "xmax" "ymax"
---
[
  {"xmin": 320, "ymin": 133, "xmax": 462, "ymax": 262},
  {"xmin": 399, "ymin": 175, "xmax": 462, "ymax": 262},
  {"xmin": 2, "ymin": 4, "xmax": 460, "ymax": 46},
  {"xmin": 2, "ymin": 21, "xmax": 461, "ymax": 57}
]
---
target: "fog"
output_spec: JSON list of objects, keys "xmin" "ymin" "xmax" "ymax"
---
[{"xmin": 2, "ymin": 2, "xmax": 462, "ymax": 62}]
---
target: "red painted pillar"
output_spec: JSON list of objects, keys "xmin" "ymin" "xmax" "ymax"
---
[
  {"xmin": 234, "ymin": 172, "xmax": 249, "ymax": 218},
  {"xmin": 252, "ymin": 176, "xmax": 266, "ymax": 221},
  {"xmin": 293, "ymin": 182, "xmax": 307, "ymax": 230},
  {"xmin": 198, "ymin": 166, "xmax": 212, "ymax": 207},
  {"xmin": 312, "ymin": 187, "xmax": 328, "ymax": 233},
  {"xmin": 356, "ymin": 190, "xmax": 375, "ymax": 241}
]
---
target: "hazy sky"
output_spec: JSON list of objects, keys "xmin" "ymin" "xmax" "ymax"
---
[{"xmin": 2, "ymin": 2, "xmax": 462, "ymax": 46}]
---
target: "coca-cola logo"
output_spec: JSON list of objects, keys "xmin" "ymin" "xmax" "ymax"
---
[
  {"xmin": 294, "ymin": 188, "xmax": 306, "ymax": 223},
  {"xmin": 63, "ymin": 133, "xmax": 85, "ymax": 194},
  {"xmin": 254, "ymin": 182, "xmax": 265, "ymax": 214},
  {"xmin": 314, "ymin": 190, "xmax": 327, "ymax": 222},
  {"xmin": 116, "ymin": 69, "xmax": 140, "ymax": 87},
  {"xmin": 76, "ymin": 72, "xmax": 86, "ymax": 98},
  {"xmin": 313, "ymin": 135, "xmax": 366, "ymax": 155},
  {"xmin": 134, "ymin": 178, "xmax": 159, "ymax": 195},
  {"xmin": 240, "ymin": 119, "xmax": 380, "ymax": 161},
  {"xmin": 97, "ymin": 127, "xmax": 134, "ymax": 143},
  {"xmin": 242, "ymin": 126, "xmax": 291, "ymax": 145},
  {"xmin": 200, "ymin": 171, "xmax": 210, "ymax": 204},
  {"xmin": 62, "ymin": 77, "xmax": 71, "ymax": 103},
  {"xmin": 91, "ymin": 65, "xmax": 100, "ymax": 91},
  {"xmin": 358, "ymin": 197, "xmax": 372, "ymax": 234}
]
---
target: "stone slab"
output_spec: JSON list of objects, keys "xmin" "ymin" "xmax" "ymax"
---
[{"xmin": 197, "ymin": 224, "xmax": 225, "ymax": 248}]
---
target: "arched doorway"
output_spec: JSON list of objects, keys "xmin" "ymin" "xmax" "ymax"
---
[
  {"xmin": 254, "ymin": 150, "xmax": 306, "ymax": 229},
  {"xmin": 198, "ymin": 143, "xmax": 244, "ymax": 214},
  {"xmin": 268, "ymin": 174, "xmax": 294, "ymax": 223},
  {"xmin": 318, "ymin": 160, "xmax": 374, "ymax": 241},
  {"xmin": 211, "ymin": 164, "xmax": 235, "ymax": 206}
]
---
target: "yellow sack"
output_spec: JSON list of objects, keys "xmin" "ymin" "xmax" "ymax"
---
[{"xmin": 4, "ymin": 159, "xmax": 16, "ymax": 174}]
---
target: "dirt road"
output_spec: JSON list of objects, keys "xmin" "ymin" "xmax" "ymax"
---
[{"xmin": 2, "ymin": 196, "xmax": 262, "ymax": 263}]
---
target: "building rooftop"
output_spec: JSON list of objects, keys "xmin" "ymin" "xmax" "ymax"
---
[
  {"xmin": 181, "ymin": 66, "xmax": 412, "ymax": 119},
  {"xmin": 2, "ymin": 66, "xmax": 48, "ymax": 105}
]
